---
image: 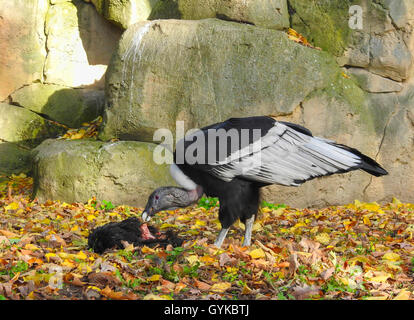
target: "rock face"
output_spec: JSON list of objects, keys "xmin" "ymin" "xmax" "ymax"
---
[
  {"xmin": 100, "ymin": 19, "xmax": 343, "ymax": 142},
  {"xmin": 44, "ymin": 0, "xmax": 122, "ymax": 88},
  {"xmin": 32, "ymin": 139, "xmax": 175, "ymax": 206},
  {"xmin": 91, "ymin": 0, "xmax": 161, "ymax": 29},
  {"xmin": 289, "ymin": 0, "xmax": 414, "ymax": 82},
  {"xmin": 11, "ymin": 84, "xmax": 105, "ymax": 128},
  {"xmin": 0, "ymin": 143, "xmax": 32, "ymax": 175},
  {"xmin": 0, "ymin": 0, "xmax": 122, "ymax": 174},
  {"xmin": 0, "ymin": 0, "xmax": 49, "ymax": 100},
  {"xmin": 149, "ymin": 0, "xmax": 289, "ymax": 30},
  {"xmin": 347, "ymin": 68, "xmax": 403, "ymax": 93}
]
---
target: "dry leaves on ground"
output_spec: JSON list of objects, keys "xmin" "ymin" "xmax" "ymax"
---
[{"xmin": 0, "ymin": 174, "xmax": 413, "ymax": 300}]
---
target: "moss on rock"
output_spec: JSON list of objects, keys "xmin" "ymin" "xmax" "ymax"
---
[{"xmin": 32, "ymin": 139, "xmax": 175, "ymax": 206}]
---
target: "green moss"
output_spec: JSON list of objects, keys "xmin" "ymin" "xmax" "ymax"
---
[
  {"xmin": 289, "ymin": 0, "xmax": 354, "ymax": 56},
  {"xmin": 149, "ymin": 0, "xmax": 182, "ymax": 19}
]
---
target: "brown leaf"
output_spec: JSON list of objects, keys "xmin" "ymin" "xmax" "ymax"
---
[
  {"xmin": 218, "ymin": 253, "xmax": 232, "ymax": 266},
  {"xmin": 87, "ymin": 272, "xmax": 122, "ymax": 288},
  {"xmin": 194, "ymin": 279, "xmax": 211, "ymax": 291},
  {"xmin": 101, "ymin": 286, "xmax": 130, "ymax": 300},
  {"xmin": 0, "ymin": 230, "xmax": 19, "ymax": 238},
  {"xmin": 292, "ymin": 285, "xmax": 321, "ymax": 300},
  {"xmin": 320, "ymin": 267, "xmax": 335, "ymax": 281}
]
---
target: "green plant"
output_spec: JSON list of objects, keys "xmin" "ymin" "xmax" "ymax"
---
[
  {"xmin": 261, "ymin": 201, "xmax": 286, "ymax": 210},
  {"xmin": 197, "ymin": 197, "xmax": 219, "ymax": 209},
  {"xmin": 0, "ymin": 261, "xmax": 28, "ymax": 278},
  {"xmin": 182, "ymin": 262, "xmax": 200, "ymax": 278},
  {"xmin": 166, "ymin": 247, "xmax": 184, "ymax": 265},
  {"xmin": 322, "ymin": 278, "xmax": 356, "ymax": 294},
  {"xmin": 100, "ymin": 200, "xmax": 115, "ymax": 211}
]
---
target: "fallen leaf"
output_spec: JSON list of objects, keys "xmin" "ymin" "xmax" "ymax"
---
[
  {"xmin": 210, "ymin": 282, "xmax": 231, "ymax": 293},
  {"xmin": 249, "ymin": 248, "xmax": 265, "ymax": 259},
  {"xmin": 393, "ymin": 289, "xmax": 411, "ymax": 300}
]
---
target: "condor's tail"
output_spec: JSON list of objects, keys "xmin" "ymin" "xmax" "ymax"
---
[{"xmin": 334, "ymin": 143, "xmax": 388, "ymax": 177}]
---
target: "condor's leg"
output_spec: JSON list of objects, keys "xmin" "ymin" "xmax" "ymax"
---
[
  {"xmin": 242, "ymin": 215, "xmax": 255, "ymax": 247},
  {"xmin": 214, "ymin": 228, "xmax": 229, "ymax": 248}
]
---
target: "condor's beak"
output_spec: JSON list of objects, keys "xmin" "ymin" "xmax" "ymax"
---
[
  {"xmin": 141, "ymin": 211, "xmax": 150, "ymax": 222},
  {"xmin": 141, "ymin": 208, "xmax": 153, "ymax": 222}
]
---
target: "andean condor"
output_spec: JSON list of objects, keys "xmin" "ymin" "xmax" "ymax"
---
[{"xmin": 142, "ymin": 116, "xmax": 388, "ymax": 247}]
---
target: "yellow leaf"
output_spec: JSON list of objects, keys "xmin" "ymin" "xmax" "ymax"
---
[
  {"xmin": 339, "ymin": 277, "xmax": 349, "ymax": 286},
  {"xmin": 252, "ymin": 222, "xmax": 262, "ymax": 232},
  {"xmin": 249, "ymin": 248, "xmax": 265, "ymax": 259},
  {"xmin": 186, "ymin": 255, "xmax": 200, "ymax": 266},
  {"xmin": 160, "ymin": 223, "xmax": 178, "ymax": 229},
  {"xmin": 382, "ymin": 252, "xmax": 400, "ymax": 262},
  {"xmin": 365, "ymin": 295, "xmax": 388, "ymax": 300},
  {"xmin": 315, "ymin": 233, "xmax": 331, "ymax": 245},
  {"xmin": 200, "ymin": 255, "xmax": 216, "ymax": 265},
  {"xmin": 87, "ymin": 215, "xmax": 96, "ymax": 221},
  {"xmin": 366, "ymin": 271, "xmax": 391, "ymax": 283},
  {"xmin": 393, "ymin": 289, "xmax": 411, "ymax": 300},
  {"xmin": 57, "ymin": 252, "xmax": 70, "ymax": 259},
  {"xmin": 76, "ymin": 251, "xmax": 87, "ymax": 260},
  {"xmin": 61, "ymin": 259, "xmax": 75, "ymax": 268},
  {"xmin": 45, "ymin": 253, "xmax": 56, "ymax": 262},
  {"xmin": 24, "ymin": 244, "xmax": 40, "ymax": 251},
  {"xmin": 148, "ymin": 274, "xmax": 161, "ymax": 282},
  {"xmin": 141, "ymin": 246, "xmax": 155, "ymax": 254},
  {"xmin": 210, "ymin": 282, "xmax": 231, "ymax": 293},
  {"xmin": 241, "ymin": 284, "xmax": 252, "ymax": 295},
  {"xmin": 363, "ymin": 215, "xmax": 371, "ymax": 226},
  {"xmin": 195, "ymin": 219, "xmax": 206, "ymax": 226},
  {"xmin": 5, "ymin": 202, "xmax": 19, "ymax": 211},
  {"xmin": 143, "ymin": 293, "xmax": 169, "ymax": 300}
]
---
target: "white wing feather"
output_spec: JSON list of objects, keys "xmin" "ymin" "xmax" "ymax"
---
[{"xmin": 210, "ymin": 122, "xmax": 362, "ymax": 186}]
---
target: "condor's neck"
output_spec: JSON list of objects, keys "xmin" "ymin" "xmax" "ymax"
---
[{"xmin": 169, "ymin": 164, "xmax": 204, "ymax": 204}]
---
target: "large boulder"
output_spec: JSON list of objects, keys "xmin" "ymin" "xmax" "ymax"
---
[
  {"xmin": 149, "ymin": 0, "xmax": 289, "ymax": 30},
  {"xmin": 0, "ymin": 103, "xmax": 65, "ymax": 149},
  {"xmin": 100, "ymin": 18, "xmax": 343, "ymax": 142},
  {"xmin": 90, "ymin": 0, "xmax": 161, "ymax": 29},
  {"xmin": 11, "ymin": 84, "xmax": 105, "ymax": 128},
  {"xmin": 32, "ymin": 139, "xmax": 175, "ymax": 206},
  {"xmin": 0, "ymin": 0, "xmax": 49, "ymax": 100}
]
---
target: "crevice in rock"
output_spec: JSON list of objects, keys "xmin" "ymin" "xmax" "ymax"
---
[
  {"xmin": 8, "ymin": 97, "xmax": 69, "ymax": 131},
  {"xmin": 286, "ymin": 0, "xmax": 295, "ymax": 29},
  {"xmin": 362, "ymin": 94, "xmax": 400, "ymax": 196},
  {"xmin": 215, "ymin": 13, "xmax": 255, "ymax": 27},
  {"xmin": 0, "ymin": 138, "xmax": 32, "ymax": 151}
]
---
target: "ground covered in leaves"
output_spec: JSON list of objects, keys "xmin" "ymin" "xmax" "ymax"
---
[{"xmin": 0, "ymin": 174, "xmax": 413, "ymax": 300}]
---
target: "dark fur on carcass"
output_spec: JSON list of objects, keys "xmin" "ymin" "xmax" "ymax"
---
[{"xmin": 88, "ymin": 217, "xmax": 183, "ymax": 254}]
